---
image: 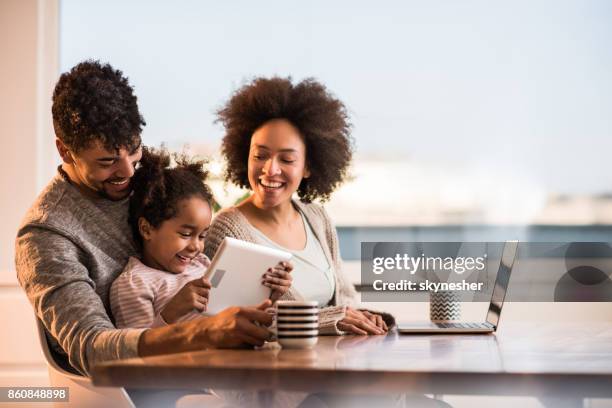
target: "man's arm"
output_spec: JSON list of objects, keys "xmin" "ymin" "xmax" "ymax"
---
[
  {"xmin": 138, "ymin": 302, "xmax": 273, "ymax": 356},
  {"xmin": 17, "ymin": 227, "xmax": 273, "ymax": 374},
  {"xmin": 16, "ymin": 227, "xmax": 145, "ymax": 376}
]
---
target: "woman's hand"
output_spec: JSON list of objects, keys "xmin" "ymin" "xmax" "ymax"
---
[
  {"xmin": 263, "ymin": 261, "xmax": 293, "ymax": 301},
  {"xmin": 361, "ymin": 310, "xmax": 388, "ymax": 332},
  {"xmin": 337, "ymin": 307, "xmax": 388, "ymax": 335},
  {"xmin": 161, "ymin": 277, "xmax": 211, "ymax": 324}
]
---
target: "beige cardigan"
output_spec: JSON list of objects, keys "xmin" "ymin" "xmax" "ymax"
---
[{"xmin": 204, "ymin": 200, "xmax": 366, "ymax": 334}]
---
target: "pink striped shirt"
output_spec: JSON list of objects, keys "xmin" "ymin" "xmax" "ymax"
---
[{"xmin": 110, "ymin": 255, "xmax": 211, "ymax": 329}]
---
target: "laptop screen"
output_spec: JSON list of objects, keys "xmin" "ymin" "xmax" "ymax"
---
[{"xmin": 486, "ymin": 241, "xmax": 518, "ymax": 327}]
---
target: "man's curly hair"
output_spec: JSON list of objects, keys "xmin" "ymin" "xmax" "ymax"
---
[
  {"xmin": 129, "ymin": 146, "xmax": 214, "ymax": 247},
  {"xmin": 52, "ymin": 60, "xmax": 145, "ymax": 153},
  {"xmin": 216, "ymin": 77, "xmax": 353, "ymax": 203}
]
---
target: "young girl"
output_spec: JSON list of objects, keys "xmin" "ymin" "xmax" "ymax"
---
[{"xmin": 110, "ymin": 146, "xmax": 292, "ymax": 329}]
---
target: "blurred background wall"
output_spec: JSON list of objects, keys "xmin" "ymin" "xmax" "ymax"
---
[{"xmin": 0, "ymin": 0, "xmax": 58, "ymax": 388}]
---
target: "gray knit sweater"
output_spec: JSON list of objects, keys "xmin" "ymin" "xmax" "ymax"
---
[
  {"xmin": 204, "ymin": 200, "xmax": 362, "ymax": 335},
  {"xmin": 15, "ymin": 173, "xmax": 145, "ymax": 376}
]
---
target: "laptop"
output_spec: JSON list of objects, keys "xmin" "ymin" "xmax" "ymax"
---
[{"xmin": 397, "ymin": 240, "xmax": 518, "ymax": 334}]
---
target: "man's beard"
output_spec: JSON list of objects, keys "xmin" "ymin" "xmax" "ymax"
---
[{"xmin": 97, "ymin": 183, "xmax": 132, "ymax": 201}]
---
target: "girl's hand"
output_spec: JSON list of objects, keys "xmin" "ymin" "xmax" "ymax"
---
[
  {"xmin": 263, "ymin": 261, "xmax": 293, "ymax": 301},
  {"xmin": 161, "ymin": 277, "xmax": 211, "ymax": 324}
]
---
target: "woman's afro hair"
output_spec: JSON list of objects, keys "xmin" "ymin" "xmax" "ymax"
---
[{"xmin": 216, "ymin": 76, "xmax": 353, "ymax": 203}]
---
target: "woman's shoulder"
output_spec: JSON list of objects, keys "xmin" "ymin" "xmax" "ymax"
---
[
  {"xmin": 294, "ymin": 200, "xmax": 333, "ymax": 226},
  {"xmin": 294, "ymin": 200, "xmax": 327, "ymax": 217},
  {"xmin": 205, "ymin": 206, "xmax": 255, "ymax": 258},
  {"xmin": 210, "ymin": 206, "xmax": 249, "ymax": 233}
]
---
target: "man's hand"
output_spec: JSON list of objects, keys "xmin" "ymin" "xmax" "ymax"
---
[
  {"xmin": 139, "ymin": 300, "xmax": 274, "ymax": 357},
  {"xmin": 337, "ymin": 308, "xmax": 387, "ymax": 335},
  {"xmin": 263, "ymin": 261, "xmax": 293, "ymax": 301},
  {"xmin": 199, "ymin": 300, "xmax": 274, "ymax": 347},
  {"xmin": 161, "ymin": 277, "xmax": 211, "ymax": 324}
]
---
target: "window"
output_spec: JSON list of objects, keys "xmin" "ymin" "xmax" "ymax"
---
[{"xmin": 61, "ymin": 1, "xmax": 612, "ymax": 254}]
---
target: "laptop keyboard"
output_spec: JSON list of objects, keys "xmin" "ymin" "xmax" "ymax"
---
[{"xmin": 435, "ymin": 322, "xmax": 491, "ymax": 329}]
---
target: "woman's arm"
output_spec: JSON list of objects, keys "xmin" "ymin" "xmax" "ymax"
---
[
  {"xmin": 318, "ymin": 204, "xmax": 360, "ymax": 307},
  {"xmin": 318, "ymin": 205, "xmax": 396, "ymax": 333}
]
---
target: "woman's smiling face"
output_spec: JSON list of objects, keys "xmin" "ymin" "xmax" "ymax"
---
[{"xmin": 247, "ymin": 119, "xmax": 310, "ymax": 209}]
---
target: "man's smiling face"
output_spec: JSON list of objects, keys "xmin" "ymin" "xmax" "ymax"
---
[{"xmin": 59, "ymin": 139, "xmax": 143, "ymax": 201}]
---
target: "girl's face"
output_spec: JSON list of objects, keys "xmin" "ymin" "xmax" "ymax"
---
[
  {"xmin": 141, "ymin": 196, "xmax": 212, "ymax": 274},
  {"xmin": 247, "ymin": 119, "xmax": 310, "ymax": 209}
]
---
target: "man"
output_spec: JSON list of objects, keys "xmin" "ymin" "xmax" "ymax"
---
[{"xmin": 15, "ymin": 60, "xmax": 272, "ymax": 377}]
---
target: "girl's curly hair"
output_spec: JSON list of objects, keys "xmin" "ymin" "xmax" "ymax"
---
[
  {"xmin": 216, "ymin": 77, "xmax": 353, "ymax": 203},
  {"xmin": 129, "ymin": 146, "xmax": 214, "ymax": 247},
  {"xmin": 52, "ymin": 60, "xmax": 145, "ymax": 153}
]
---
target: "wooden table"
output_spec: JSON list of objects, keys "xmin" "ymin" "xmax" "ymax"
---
[{"xmin": 91, "ymin": 323, "xmax": 612, "ymax": 399}]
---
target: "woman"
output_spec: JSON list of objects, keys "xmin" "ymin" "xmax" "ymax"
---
[{"xmin": 205, "ymin": 77, "xmax": 393, "ymax": 335}]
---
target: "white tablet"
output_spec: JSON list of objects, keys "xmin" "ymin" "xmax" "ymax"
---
[{"xmin": 204, "ymin": 237, "xmax": 292, "ymax": 314}]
